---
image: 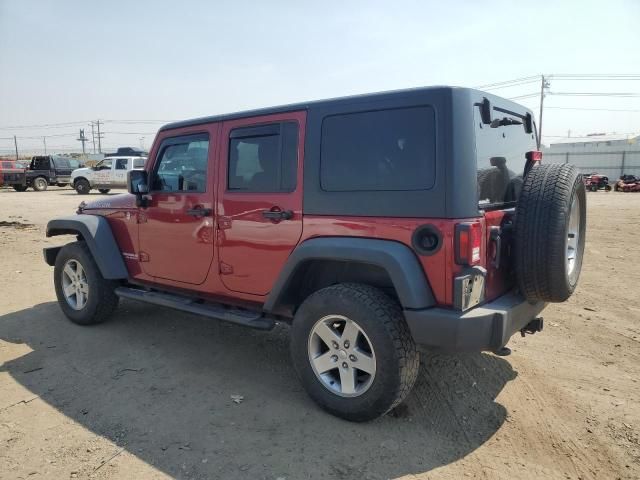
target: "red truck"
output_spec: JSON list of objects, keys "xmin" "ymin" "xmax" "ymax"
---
[
  {"xmin": 43, "ymin": 87, "xmax": 586, "ymax": 421},
  {"xmin": 0, "ymin": 160, "xmax": 27, "ymax": 191}
]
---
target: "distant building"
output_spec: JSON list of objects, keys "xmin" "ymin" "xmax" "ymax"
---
[{"xmin": 543, "ymin": 133, "xmax": 640, "ymax": 178}]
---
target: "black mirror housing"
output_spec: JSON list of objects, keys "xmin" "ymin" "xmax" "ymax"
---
[{"xmin": 128, "ymin": 169, "xmax": 149, "ymax": 195}]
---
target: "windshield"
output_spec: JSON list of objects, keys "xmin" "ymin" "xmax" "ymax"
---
[
  {"xmin": 96, "ymin": 158, "xmax": 113, "ymax": 169},
  {"xmin": 475, "ymin": 107, "xmax": 537, "ymax": 209}
]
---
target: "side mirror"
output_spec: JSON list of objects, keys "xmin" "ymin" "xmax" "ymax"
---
[
  {"xmin": 128, "ymin": 170, "xmax": 149, "ymax": 207},
  {"xmin": 128, "ymin": 169, "xmax": 148, "ymax": 193}
]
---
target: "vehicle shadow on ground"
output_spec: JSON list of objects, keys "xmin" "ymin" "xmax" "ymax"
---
[{"xmin": 0, "ymin": 301, "xmax": 517, "ymax": 479}]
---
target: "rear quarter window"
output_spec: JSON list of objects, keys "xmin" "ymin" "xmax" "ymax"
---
[
  {"xmin": 474, "ymin": 107, "xmax": 537, "ymax": 207},
  {"xmin": 320, "ymin": 106, "xmax": 436, "ymax": 191}
]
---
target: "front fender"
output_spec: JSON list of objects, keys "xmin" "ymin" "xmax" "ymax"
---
[{"xmin": 44, "ymin": 215, "xmax": 128, "ymax": 279}]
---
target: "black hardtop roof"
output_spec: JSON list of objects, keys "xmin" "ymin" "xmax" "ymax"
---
[{"xmin": 160, "ymin": 85, "xmax": 482, "ymax": 132}]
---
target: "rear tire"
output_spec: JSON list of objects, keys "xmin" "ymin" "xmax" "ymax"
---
[
  {"xmin": 12, "ymin": 185, "xmax": 27, "ymax": 192},
  {"xmin": 75, "ymin": 178, "xmax": 91, "ymax": 195},
  {"xmin": 53, "ymin": 241, "xmax": 119, "ymax": 325},
  {"xmin": 32, "ymin": 177, "xmax": 48, "ymax": 191},
  {"xmin": 514, "ymin": 163, "xmax": 586, "ymax": 302},
  {"xmin": 98, "ymin": 189, "xmax": 111, "ymax": 194},
  {"xmin": 290, "ymin": 283, "xmax": 419, "ymax": 422}
]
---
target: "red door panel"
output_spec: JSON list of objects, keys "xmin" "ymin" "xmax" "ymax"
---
[
  {"xmin": 217, "ymin": 111, "xmax": 306, "ymax": 296},
  {"xmin": 138, "ymin": 126, "xmax": 218, "ymax": 285}
]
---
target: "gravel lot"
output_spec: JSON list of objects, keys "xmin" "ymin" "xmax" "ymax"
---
[{"xmin": 1, "ymin": 187, "xmax": 639, "ymax": 480}]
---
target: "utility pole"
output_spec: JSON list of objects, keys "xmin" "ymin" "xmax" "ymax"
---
[
  {"xmin": 77, "ymin": 129, "xmax": 88, "ymax": 154},
  {"xmin": 13, "ymin": 135, "xmax": 18, "ymax": 161},
  {"xmin": 90, "ymin": 122, "xmax": 96, "ymax": 153},
  {"xmin": 538, "ymin": 75, "xmax": 550, "ymax": 146},
  {"xmin": 96, "ymin": 120, "xmax": 103, "ymax": 153},
  {"xmin": 43, "ymin": 136, "xmax": 47, "ymax": 154}
]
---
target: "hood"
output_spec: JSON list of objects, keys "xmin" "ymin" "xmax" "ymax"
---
[
  {"xmin": 72, "ymin": 167, "xmax": 91, "ymax": 176},
  {"xmin": 80, "ymin": 192, "xmax": 137, "ymax": 211}
]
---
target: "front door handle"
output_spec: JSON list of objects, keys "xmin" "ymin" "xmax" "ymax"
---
[
  {"xmin": 186, "ymin": 207, "xmax": 212, "ymax": 217},
  {"xmin": 262, "ymin": 209, "xmax": 293, "ymax": 221}
]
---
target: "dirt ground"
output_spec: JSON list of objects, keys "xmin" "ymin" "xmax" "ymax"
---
[{"xmin": 0, "ymin": 187, "xmax": 638, "ymax": 480}]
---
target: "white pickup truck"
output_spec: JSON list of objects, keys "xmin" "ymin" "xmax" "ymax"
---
[{"xmin": 71, "ymin": 156, "xmax": 146, "ymax": 194}]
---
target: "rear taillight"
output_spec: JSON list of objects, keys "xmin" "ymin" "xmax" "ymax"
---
[
  {"xmin": 455, "ymin": 222, "xmax": 482, "ymax": 265},
  {"xmin": 526, "ymin": 150, "xmax": 543, "ymax": 162}
]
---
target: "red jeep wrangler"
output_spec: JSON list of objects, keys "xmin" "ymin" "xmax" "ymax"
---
[{"xmin": 44, "ymin": 87, "xmax": 586, "ymax": 421}]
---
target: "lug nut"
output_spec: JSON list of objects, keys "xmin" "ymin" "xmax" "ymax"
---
[
  {"xmin": 331, "ymin": 355, "xmax": 338, "ymax": 362},
  {"xmin": 343, "ymin": 340, "xmax": 350, "ymax": 348},
  {"xmin": 349, "ymin": 354, "xmax": 357, "ymax": 362},
  {"xmin": 342, "ymin": 362, "xmax": 348, "ymax": 369},
  {"xmin": 332, "ymin": 341, "xmax": 339, "ymax": 349}
]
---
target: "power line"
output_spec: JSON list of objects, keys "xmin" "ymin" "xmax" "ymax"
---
[
  {"xmin": 476, "ymin": 79, "xmax": 540, "ymax": 91},
  {"xmin": 0, "ymin": 119, "xmax": 174, "ymax": 131},
  {"xmin": 0, "ymin": 120, "xmax": 93, "ymax": 130},
  {"xmin": 546, "ymin": 106, "xmax": 640, "ymax": 112},
  {"xmin": 474, "ymin": 75, "xmax": 540, "ymax": 89},
  {"xmin": 508, "ymin": 92, "xmax": 540, "ymax": 100},
  {"xmin": 549, "ymin": 92, "xmax": 640, "ymax": 97},
  {"xmin": 103, "ymin": 131, "xmax": 158, "ymax": 135},
  {"xmin": 548, "ymin": 74, "xmax": 640, "ymax": 79}
]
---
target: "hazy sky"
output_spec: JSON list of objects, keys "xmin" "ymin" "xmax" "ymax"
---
[{"xmin": 1, "ymin": 0, "xmax": 639, "ymax": 154}]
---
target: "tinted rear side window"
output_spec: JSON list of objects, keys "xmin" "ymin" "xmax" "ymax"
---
[
  {"xmin": 474, "ymin": 107, "xmax": 537, "ymax": 208},
  {"xmin": 320, "ymin": 106, "xmax": 435, "ymax": 191},
  {"xmin": 53, "ymin": 157, "xmax": 71, "ymax": 169},
  {"xmin": 228, "ymin": 122, "xmax": 298, "ymax": 192}
]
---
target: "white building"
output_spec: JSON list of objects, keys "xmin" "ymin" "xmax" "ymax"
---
[{"xmin": 543, "ymin": 133, "xmax": 640, "ymax": 178}]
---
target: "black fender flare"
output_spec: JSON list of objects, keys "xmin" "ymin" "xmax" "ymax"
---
[
  {"xmin": 263, "ymin": 237, "xmax": 435, "ymax": 313},
  {"xmin": 44, "ymin": 215, "xmax": 128, "ymax": 279}
]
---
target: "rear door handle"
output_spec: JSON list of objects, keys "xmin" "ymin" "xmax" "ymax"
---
[
  {"xmin": 186, "ymin": 207, "xmax": 212, "ymax": 217},
  {"xmin": 262, "ymin": 209, "xmax": 293, "ymax": 221},
  {"xmin": 489, "ymin": 226, "xmax": 502, "ymax": 269}
]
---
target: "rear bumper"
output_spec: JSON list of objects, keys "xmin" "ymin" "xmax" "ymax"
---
[{"xmin": 404, "ymin": 292, "xmax": 546, "ymax": 352}]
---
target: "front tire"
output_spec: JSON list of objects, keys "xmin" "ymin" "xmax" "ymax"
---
[
  {"xmin": 74, "ymin": 178, "xmax": 91, "ymax": 195},
  {"xmin": 54, "ymin": 241, "xmax": 119, "ymax": 325},
  {"xmin": 98, "ymin": 189, "xmax": 111, "ymax": 194},
  {"xmin": 290, "ymin": 283, "xmax": 419, "ymax": 422},
  {"xmin": 32, "ymin": 177, "xmax": 48, "ymax": 191},
  {"xmin": 12, "ymin": 185, "xmax": 28, "ymax": 192}
]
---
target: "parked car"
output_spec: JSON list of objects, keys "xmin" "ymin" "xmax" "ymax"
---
[
  {"xmin": 0, "ymin": 160, "xmax": 27, "ymax": 191},
  {"xmin": 43, "ymin": 86, "xmax": 587, "ymax": 421},
  {"xmin": 614, "ymin": 174, "xmax": 640, "ymax": 192},
  {"xmin": 584, "ymin": 173, "xmax": 611, "ymax": 192},
  {"xmin": 71, "ymin": 156, "xmax": 147, "ymax": 194},
  {"xmin": 25, "ymin": 155, "xmax": 77, "ymax": 191}
]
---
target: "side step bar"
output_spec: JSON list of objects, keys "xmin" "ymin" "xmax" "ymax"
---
[{"xmin": 115, "ymin": 287, "xmax": 275, "ymax": 331}]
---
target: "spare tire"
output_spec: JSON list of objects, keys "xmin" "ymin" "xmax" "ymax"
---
[{"xmin": 514, "ymin": 163, "xmax": 586, "ymax": 302}]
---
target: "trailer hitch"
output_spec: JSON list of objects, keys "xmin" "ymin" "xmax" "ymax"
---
[{"xmin": 521, "ymin": 317, "xmax": 544, "ymax": 337}]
